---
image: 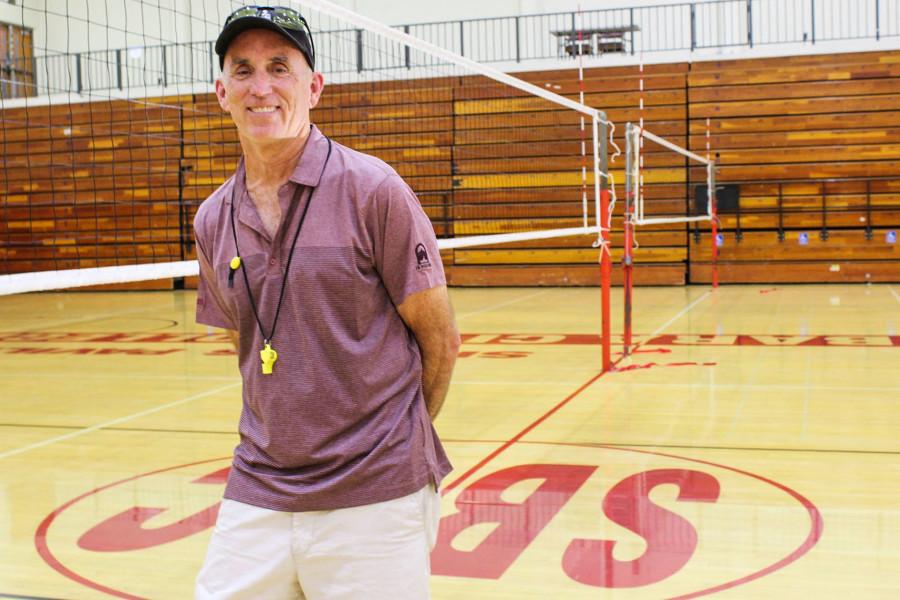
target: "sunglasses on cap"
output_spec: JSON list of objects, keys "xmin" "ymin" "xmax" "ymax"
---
[{"xmin": 218, "ymin": 5, "xmax": 316, "ymax": 69}]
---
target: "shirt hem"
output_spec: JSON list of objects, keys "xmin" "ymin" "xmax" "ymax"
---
[{"xmin": 222, "ymin": 470, "xmax": 437, "ymax": 513}]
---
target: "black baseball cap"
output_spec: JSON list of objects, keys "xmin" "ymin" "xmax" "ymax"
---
[{"xmin": 215, "ymin": 6, "xmax": 316, "ymax": 70}]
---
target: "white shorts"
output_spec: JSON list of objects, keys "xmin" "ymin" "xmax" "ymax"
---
[{"xmin": 196, "ymin": 485, "xmax": 441, "ymax": 600}]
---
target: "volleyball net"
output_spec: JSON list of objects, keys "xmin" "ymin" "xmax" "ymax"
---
[{"xmin": 0, "ymin": 0, "xmax": 617, "ymax": 292}]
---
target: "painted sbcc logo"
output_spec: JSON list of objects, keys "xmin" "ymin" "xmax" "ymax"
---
[
  {"xmin": 431, "ymin": 446, "xmax": 822, "ymax": 598},
  {"xmin": 37, "ymin": 448, "xmax": 822, "ymax": 598}
]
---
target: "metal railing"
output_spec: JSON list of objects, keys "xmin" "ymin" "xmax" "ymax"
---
[
  {"xmin": 695, "ymin": 175, "xmax": 900, "ymax": 243},
  {"xmin": 29, "ymin": 41, "xmax": 216, "ymax": 96},
  {"xmin": 7, "ymin": 0, "xmax": 900, "ymax": 98}
]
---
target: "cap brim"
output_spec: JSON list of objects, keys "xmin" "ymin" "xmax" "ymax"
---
[{"xmin": 216, "ymin": 17, "xmax": 313, "ymax": 69}]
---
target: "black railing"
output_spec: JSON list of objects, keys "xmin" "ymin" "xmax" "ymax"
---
[
  {"xmin": 8, "ymin": 0, "xmax": 900, "ymax": 98},
  {"xmin": 698, "ymin": 176, "xmax": 900, "ymax": 244}
]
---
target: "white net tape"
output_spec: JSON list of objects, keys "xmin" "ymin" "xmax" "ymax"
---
[{"xmin": 628, "ymin": 124, "xmax": 715, "ymax": 227}]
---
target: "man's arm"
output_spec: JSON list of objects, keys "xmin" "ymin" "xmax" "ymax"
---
[{"xmin": 397, "ymin": 285, "xmax": 460, "ymax": 421}]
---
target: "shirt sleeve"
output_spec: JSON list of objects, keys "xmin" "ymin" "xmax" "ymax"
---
[
  {"xmin": 194, "ymin": 210, "xmax": 237, "ymax": 330},
  {"xmin": 369, "ymin": 174, "xmax": 446, "ymax": 307}
]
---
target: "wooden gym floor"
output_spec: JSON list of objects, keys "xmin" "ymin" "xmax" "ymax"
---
[{"xmin": 0, "ymin": 283, "xmax": 898, "ymax": 599}]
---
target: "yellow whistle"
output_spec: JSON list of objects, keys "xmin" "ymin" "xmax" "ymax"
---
[
  {"xmin": 260, "ymin": 342, "xmax": 278, "ymax": 375},
  {"xmin": 230, "ymin": 256, "xmax": 241, "ymax": 270}
]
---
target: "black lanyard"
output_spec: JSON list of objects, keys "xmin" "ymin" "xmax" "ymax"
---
[{"xmin": 227, "ymin": 137, "xmax": 333, "ymax": 374}]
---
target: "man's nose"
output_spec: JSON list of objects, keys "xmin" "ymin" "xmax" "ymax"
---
[{"xmin": 248, "ymin": 72, "xmax": 274, "ymax": 96}]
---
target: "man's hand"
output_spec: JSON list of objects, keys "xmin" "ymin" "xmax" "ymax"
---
[{"xmin": 397, "ymin": 285, "xmax": 460, "ymax": 420}]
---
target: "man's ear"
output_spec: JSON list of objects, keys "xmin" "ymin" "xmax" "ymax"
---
[
  {"xmin": 215, "ymin": 78, "xmax": 230, "ymax": 113},
  {"xmin": 308, "ymin": 72, "xmax": 325, "ymax": 110}
]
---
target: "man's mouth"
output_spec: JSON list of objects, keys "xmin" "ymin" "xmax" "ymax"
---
[{"xmin": 248, "ymin": 106, "xmax": 277, "ymax": 113}]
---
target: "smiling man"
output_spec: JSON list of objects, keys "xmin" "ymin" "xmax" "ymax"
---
[{"xmin": 192, "ymin": 6, "xmax": 459, "ymax": 599}]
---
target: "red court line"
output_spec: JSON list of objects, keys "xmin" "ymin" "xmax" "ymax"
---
[{"xmin": 442, "ymin": 353, "xmax": 628, "ymax": 494}]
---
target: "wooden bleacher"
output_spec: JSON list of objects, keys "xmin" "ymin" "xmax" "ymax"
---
[
  {"xmin": 0, "ymin": 97, "xmax": 184, "ymax": 289},
  {"xmin": 687, "ymin": 50, "xmax": 900, "ymax": 283},
  {"xmin": 1, "ymin": 50, "xmax": 898, "ymax": 287}
]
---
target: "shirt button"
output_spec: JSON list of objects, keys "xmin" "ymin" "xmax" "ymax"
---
[{"xmin": 269, "ymin": 258, "xmax": 277, "ymax": 266}]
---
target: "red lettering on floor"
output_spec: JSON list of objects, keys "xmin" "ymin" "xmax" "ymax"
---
[
  {"xmin": 431, "ymin": 464, "xmax": 596, "ymax": 579},
  {"xmin": 76, "ymin": 465, "xmax": 228, "ymax": 552},
  {"xmin": 192, "ymin": 467, "xmax": 230, "ymax": 485},
  {"xmin": 455, "ymin": 351, "xmax": 532, "ymax": 359},
  {"xmin": 86, "ymin": 333, "xmax": 137, "ymax": 343},
  {"xmin": 563, "ymin": 469, "xmax": 720, "ymax": 588},
  {"xmin": 204, "ymin": 348, "xmax": 237, "ymax": 356},
  {"xmin": 77, "ymin": 505, "xmax": 220, "ymax": 552},
  {"xmin": 480, "ymin": 351, "xmax": 531, "ymax": 359},
  {"xmin": 496, "ymin": 334, "xmax": 568, "ymax": 345},
  {"xmin": 7, "ymin": 347, "xmax": 56, "ymax": 354},
  {"xmin": 4, "ymin": 346, "xmax": 183, "ymax": 356},
  {"xmin": 92, "ymin": 348, "xmax": 182, "ymax": 356},
  {"xmin": 644, "ymin": 334, "xmax": 731, "ymax": 346},
  {"xmin": 615, "ymin": 362, "xmax": 717, "ymax": 372}
]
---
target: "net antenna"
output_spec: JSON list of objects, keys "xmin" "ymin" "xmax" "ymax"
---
[
  {"xmin": 622, "ymin": 122, "xmax": 718, "ymax": 356},
  {"xmin": 0, "ymin": 0, "xmax": 618, "ymax": 370}
]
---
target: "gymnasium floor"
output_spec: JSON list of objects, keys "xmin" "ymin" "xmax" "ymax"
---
[{"xmin": 0, "ymin": 283, "xmax": 898, "ymax": 599}]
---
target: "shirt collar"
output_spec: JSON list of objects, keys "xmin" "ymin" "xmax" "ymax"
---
[
  {"xmin": 288, "ymin": 124, "xmax": 329, "ymax": 187},
  {"xmin": 229, "ymin": 163, "xmax": 266, "ymax": 238},
  {"xmin": 229, "ymin": 124, "xmax": 328, "ymax": 238}
]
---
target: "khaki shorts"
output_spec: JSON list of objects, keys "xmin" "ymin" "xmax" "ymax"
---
[{"xmin": 196, "ymin": 485, "xmax": 441, "ymax": 599}]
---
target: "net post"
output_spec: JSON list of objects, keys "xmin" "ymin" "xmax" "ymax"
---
[
  {"xmin": 623, "ymin": 123, "xmax": 634, "ymax": 356},
  {"xmin": 596, "ymin": 113, "xmax": 612, "ymax": 373}
]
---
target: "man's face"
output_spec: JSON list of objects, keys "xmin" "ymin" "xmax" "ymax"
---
[{"xmin": 215, "ymin": 28, "xmax": 324, "ymax": 144}]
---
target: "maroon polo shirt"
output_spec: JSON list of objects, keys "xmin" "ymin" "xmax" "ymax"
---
[{"xmin": 193, "ymin": 125, "xmax": 452, "ymax": 512}]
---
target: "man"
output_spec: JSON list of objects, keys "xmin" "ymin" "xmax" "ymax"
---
[{"xmin": 192, "ymin": 6, "xmax": 459, "ymax": 599}]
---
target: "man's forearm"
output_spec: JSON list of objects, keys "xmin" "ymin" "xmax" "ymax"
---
[
  {"xmin": 421, "ymin": 339, "xmax": 458, "ymax": 420},
  {"xmin": 397, "ymin": 286, "xmax": 460, "ymax": 421}
]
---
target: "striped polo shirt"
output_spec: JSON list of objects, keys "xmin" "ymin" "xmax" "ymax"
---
[{"xmin": 193, "ymin": 125, "xmax": 452, "ymax": 512}]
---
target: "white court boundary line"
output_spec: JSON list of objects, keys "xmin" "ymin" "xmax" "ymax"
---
[
  {"xmin": 455, "ymin": 289, "xmax": 548, "ymax": 321},
  {"xmin": 646, "ymin": 291, "xmax": 712, "ymax": 338},
  {"xmin": 889, "ymin": 285, "xmax": 900, "ymax": 304},
  {"xmin": 0, "ymin": 382, "xmax": 241, "ymax": 461}
]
